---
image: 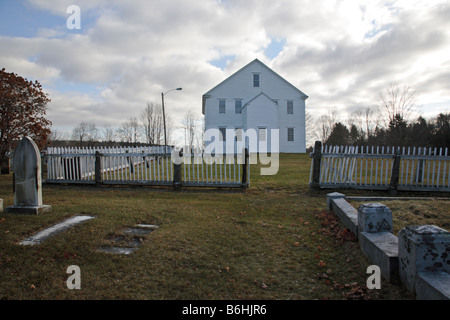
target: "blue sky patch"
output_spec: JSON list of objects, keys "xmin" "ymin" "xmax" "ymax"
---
[
  {"xmin": 0, "ymin": 1, "xmax": 64, "ymax": 38},
  {"xmin": 0, "ymin": 1, "xmax": 98, "ymax": 38},
  {"xmin": 210, "ymin": 55, "xmax": 236, "ymax": 70},
  {"xmin": 364, "ymin": 21, "xmax": 392, "ymax": 39},
  {"xmin": 264, "ymin": 38, "xmax": 286, "ymax": 60},
  {"xmin": 46, "ymin": 81, "xmax": 103, "ymax": 96}
]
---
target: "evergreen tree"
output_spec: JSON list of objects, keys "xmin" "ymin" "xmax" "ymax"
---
[{"xmin": 324, "ymin": 122, "xmax": 350, "ymax": 146}]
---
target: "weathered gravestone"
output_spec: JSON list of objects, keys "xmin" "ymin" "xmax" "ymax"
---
[
  {"xmin": 5, "ymin": 137, "xmax": 51, "ymax": 215},
  {"xmin": 398, "ymin": 225, "xmax": 450, "ymax": 293}
]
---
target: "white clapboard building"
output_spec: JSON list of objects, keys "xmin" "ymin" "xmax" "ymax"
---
[{"xmin": 202, "ymin": 59, "xmax": 308, "ymax": 154}]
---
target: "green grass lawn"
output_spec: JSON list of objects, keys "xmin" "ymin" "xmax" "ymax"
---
[{"xmin": 2, "ymin": 153, "xmax": 441, "ymax": 300}]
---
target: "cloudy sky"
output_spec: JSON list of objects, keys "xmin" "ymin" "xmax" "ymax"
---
[{"xmin": 1, "ymin": 0, "xmax": 449, "ymax": 145}]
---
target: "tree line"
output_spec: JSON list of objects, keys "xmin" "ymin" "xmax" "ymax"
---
[
  {"xmin": 50, "ymin": 104, "xmax": 203, "ymax": 149},
  {"xmin": 57, "ymin": 101, "xmax": 175, "ymax": 147},
  {"xmin": 316, "ymin": 112, "xmax": 450, "ymax": 149},
  {"xmin": 306, "ymin": 83, "xmax": 450, "ymax": 150}
]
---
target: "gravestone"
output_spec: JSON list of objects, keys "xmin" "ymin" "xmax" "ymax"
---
[
  {"xmin": 357, "ymin": 203, "xmax": 393, "ymax": 235},
  {"xmin": 398, "ymin": 225, "xmax": 450, "ymax": 293},
  {"xmin": 5, "ymin": 137, "xmax": 51, "ymax": 215},
  {"xmin": 357, "ymin": 203, "xmax": 399, "ymax": 282}
]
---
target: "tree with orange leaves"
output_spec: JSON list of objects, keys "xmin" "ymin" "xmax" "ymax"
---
[{"xmin": 0, "ymin": 68, "xmax": 51, "ymax": 173}]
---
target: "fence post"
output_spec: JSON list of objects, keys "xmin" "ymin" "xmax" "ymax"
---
[
  {"xmin": 310, "ymin": 141, "xmax": 322, "ymax": 190},
  {"xmin": 389, "ymin": 148, "xmax": 401, "ymax": 196},
  {"xmin": 41, "ymin": 153, "xmax": 45, "ymax": 183},
  {"xmin": 417, "ymin": 159, "xmax": 424, "ymax": 184},
  {"xmin": 241, "ymin": 148, "xmax": 249, "ymax": 189},
  {"xmin": 173, "ymin": 148, "xmax": 182, "ymax": 190},
  {"xmin": 95, "ymin": 151, "xmax": 102, "ymax": 186}
]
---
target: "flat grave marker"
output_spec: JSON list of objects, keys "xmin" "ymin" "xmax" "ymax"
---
[{"xmin": 20, "ymin": 215, "xmax": 95, "ymax": 246}]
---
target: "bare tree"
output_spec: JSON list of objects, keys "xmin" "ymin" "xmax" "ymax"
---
[
  {"xmin": 129, "ymin": 117, "xmax": 140, "ymax": 143},
  {"xmin": 71, "ymin": 121, "xmax": 98, "ymax": 146},
  {"xmin": 140, "ymin": 102, "xmax": 165, "ymax": 145},
  {"xmin": 378, "ymin": 82, "xmax": 419, "ymax": 128},
  {"xmin": 349, "ymin": 106, "xmax": 380, "ymax": 142},
  {"xmin": 196, "ymin": 116, "xmax": 206, "ymax": 150},
  {"xmin": 49, "ymin": 129, "xmax": 69, "ymax": 142},
  {"xmin": 102, "ymin": 123, "xmax": 116, "ymax": 142},
  {"xmin": 183, "ymin": 110, "xmax": 197, "ymax": 149},
  {"xmin": 315, "ymin": 108, "xmax": 337, "ymax": 143},
  {"xmin": 118, "ymin": 117, "xmax": 140, "ymax": 143},
  {"xmin": 305, "ymin": 111, "xmax": 318, "ymax": 147}
]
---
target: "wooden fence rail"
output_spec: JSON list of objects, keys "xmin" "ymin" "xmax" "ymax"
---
[
  {"xmin": 309, "ymin": 141, "xmax": 450, "ymax": 194},
  {"xmin": 43, "ymin": 146, "xmax": 249, "ymax": 189}
]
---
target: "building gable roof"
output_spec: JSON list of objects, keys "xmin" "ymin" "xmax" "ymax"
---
[
  {"xmin": 242, "ymin": 92, "xmax": 277, "ymax": 110},
  {"xmin": 202, "ymin": 58, "xmax": 308, "ymax": 114}
]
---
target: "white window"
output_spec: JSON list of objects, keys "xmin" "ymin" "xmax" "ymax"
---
[
  {"xmin": 288, "ymin": 128, "xmax": 294, "ymax": 141},
  {"xmin": 235, "ymin": 128, "xmax": 243, "ymax": 141},
  {"xmin": 235, "ymin": 100, "xmax": 242, "ymax": 114},
  {"xmin": 258, "ymin": 128, "xmax": 267, "ymax": 142},
  {"xmin": 219, "ymin": 99, "xmax": 225, "ymax": 113},
  {"xmin": 253, "ymin": 73, "xmax": 260, "ymax": 87},
  {"xmin": 287, "ymin": 101, "xmax": 293, "ymax": 114}
]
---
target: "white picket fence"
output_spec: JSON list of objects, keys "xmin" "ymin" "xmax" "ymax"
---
[
  {"xmin": 310, "ymin": 144, "xmax": 450, "ymax": 192},
  {"xmin": 45, "ymin": 146, "xmax": 172, "ymax": 183},
  {"xmin": 180, "ymin": 151, "xmax": 248, "ymax": 188},
  {"xmin": 44, "ymin": 146, "xmax": 249, "ymax": 188}
]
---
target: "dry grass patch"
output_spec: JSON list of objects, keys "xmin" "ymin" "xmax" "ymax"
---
[{"xmin": 348, "ymin": 198, "xmax": 450, "ymax": 234}]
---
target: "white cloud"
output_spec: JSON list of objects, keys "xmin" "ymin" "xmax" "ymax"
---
[{"xmin": 1, "ymin": 0, "xmax": 449, "ymax": 144}]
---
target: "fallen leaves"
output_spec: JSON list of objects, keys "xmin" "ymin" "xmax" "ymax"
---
[
  {"xmin": 314, "ymin": 210, "xmax": 357, "ymax": 245},
  {"xmin": 310, "ymin": 210, "xmax": 378, "ymax": 299},
  {"xmin": 342, "ymin": 282, "xmax": 372, "ymax": 300},
  {"xmin": 316, "ymin": 272, "xmax": 374, "ymax": 300},
  {"xmin": 218, "ymin": 266, "xmax": 230, "ymax": 273}
]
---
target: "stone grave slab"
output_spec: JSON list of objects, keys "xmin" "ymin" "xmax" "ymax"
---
[
  {"xmin": 97, "ymin": 247, "xmax": 138, "ymax": 255},
  {"xmin": 135, "ymin": 224, "xmax": 159, "ymax": 229},
  {"xmin": 96, "ymin": 224, "xmax": 158, "ymax": 255},
  {"xmin": 123, "ymin": 227, "xmax": 153, "ymax": 236},
  {"xmin": 107, "ymin": 234, "xmax": 143, "ymax": 247}
]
